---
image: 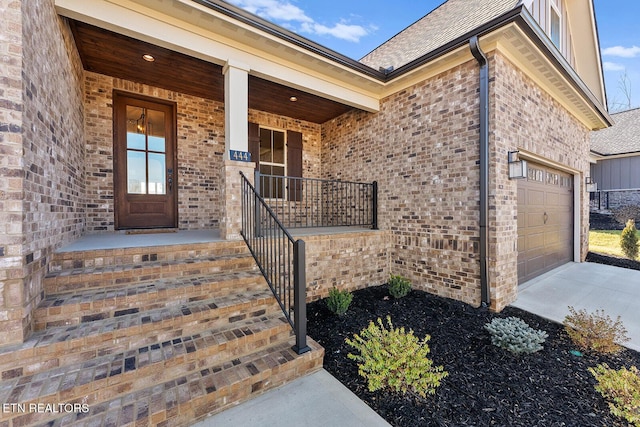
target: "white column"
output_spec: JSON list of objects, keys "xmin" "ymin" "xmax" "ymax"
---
[{"xmin": 223, "ymin": 59, "xmax": 250, "ymax": 160}]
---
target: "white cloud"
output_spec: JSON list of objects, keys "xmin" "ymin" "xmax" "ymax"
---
[
  {"xmin": 602, "ymin": 45, "xmax": 640, "ymax": 58},
  {"xmin": 226, "ymin": 0, "xmax": 371, "ymax": 42},
  {"xmin": 603, "ymin": 61, "xmax": 626, "ymax": 71},
  {"xmin": 300, "ymin": 21, "xmax": 372, "ymax": 42}
]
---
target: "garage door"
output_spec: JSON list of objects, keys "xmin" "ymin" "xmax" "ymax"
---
[{"xmin": 517, "ymin": 163, "xmax": 573, "ymax": 284}]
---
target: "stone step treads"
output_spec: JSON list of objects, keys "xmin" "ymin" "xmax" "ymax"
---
[
  {"xmin": 44, "ymin": 253, "xmax": 257, "ymax": 293},
  {"xmin": 0, "ymin": 312, "xmax": 294, "ymax": 425},
  {"xmin": 14, "ymin": 338, "xmax": 323, "ymax": 427},
  {"xmin": 0, "ymin": 288, "xmax": 279, "ymax": 380},
  {"xmin": 35, "ymin": 270, "xmax": 265, "ymax": 331},
  {"xmin": 48, "ymin": 240, "xmax": 249, "ymax": 272}
]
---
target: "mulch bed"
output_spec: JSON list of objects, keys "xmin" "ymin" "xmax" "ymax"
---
[
  {"xmin": 587, "ymin": 251, "xmax": 640, "ymax": 271},
  {"xmin": 307, "ymin": 285, "xmax": 640, "ymax": 427},
  {"xmin": 589, "ymin": 212, "xmax": 623, "ymax": 230}
]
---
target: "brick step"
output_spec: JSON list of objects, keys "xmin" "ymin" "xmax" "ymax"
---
[
  {"xmin": 35, "ymin": 270, "xmax": 265, "ymax": 331},
  {"xmin": 0, "ymin": 312, "xmax": 294, "ymax": 425},
  {"xmin": 48, "ymin": 239, "xmax": 249, "ymax": 272},
  {"xmin": 44, "ymin": 253, "xmax": 257, "ymax": 293},
  {"xmin": 0, "ymin": 288, "xmax": 279, "ymax": 380},
  {"xmin": 29, "ymin": 338, "xmax": 323, "ymax": 427}
]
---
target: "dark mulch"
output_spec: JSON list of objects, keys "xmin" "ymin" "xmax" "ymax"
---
[
  {"xmin": 590, "ymin": 212, "xmax": 623, "ymax": 230},
  {"xmin": 587, "ymin": 251, "xmax": 640, "ymax": 271},
  {"xmin": 308, "ymin": 286, "xmax": 640, "ymax": 427}
]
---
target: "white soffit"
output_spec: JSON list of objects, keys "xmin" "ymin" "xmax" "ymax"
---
[{"xmin": 495, "ymin": 23, "xmax": 609, "ymax": 130}]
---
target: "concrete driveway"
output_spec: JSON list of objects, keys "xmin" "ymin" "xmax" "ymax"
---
[{"xmin": 512, "ymin": 262, "xmax": 640, "ymax": 352}]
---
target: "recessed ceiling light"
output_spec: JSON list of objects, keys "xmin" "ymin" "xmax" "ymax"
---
[
  {"xmin": 142, "ymin": 54, "xmax": 155, "ymax": 62},
  {"xmin": 289, "ymin": 96, "xmax": 298, "ymax": 102}
]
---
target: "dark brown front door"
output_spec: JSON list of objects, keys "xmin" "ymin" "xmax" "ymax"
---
[
  {"xmin": 113, "ymin": 92, "xmax": 177, "ymax": 229},
  {"xmin": 517, "ymin": 163, "xmax": 574, "ymax": 284}
]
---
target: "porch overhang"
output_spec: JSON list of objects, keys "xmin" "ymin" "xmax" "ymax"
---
[{"xmin": 55, "ymin": 0, "xmax": 381, "ymax": 123}]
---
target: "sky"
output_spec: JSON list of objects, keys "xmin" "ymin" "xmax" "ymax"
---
[{"xmin": 225, "ymin": 0, "xmax": 640, "ymax": 113}]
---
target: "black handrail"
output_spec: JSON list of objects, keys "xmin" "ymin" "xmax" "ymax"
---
[
  {"xmin": 240, "ymin": 172, "xmax": 310, "ymax": 355},
  {"xmin": 255, "ymin": 171, "xmax": 378, "ymax": 229}
]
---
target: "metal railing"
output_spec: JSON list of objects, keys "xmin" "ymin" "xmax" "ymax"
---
[
  {"xmin": 590, "ymin": 189, "xmax": 640, "ymax": 211},
  {"xmin": 255, "ymin": 171, "xmax": 378, "ymax": 229},
  {"xmin": 240, "ymin": 172, "xmax": 310, "ymax": 355}
]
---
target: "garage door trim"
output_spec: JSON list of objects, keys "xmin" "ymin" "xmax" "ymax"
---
[{"xmin": 516, "ymin": 152, "xmax": 581, "ymax": 283}]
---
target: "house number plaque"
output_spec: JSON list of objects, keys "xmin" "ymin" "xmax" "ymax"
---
[{"xmin": 230, "ymin": 150, "xmax": 251, "ymax": 162}]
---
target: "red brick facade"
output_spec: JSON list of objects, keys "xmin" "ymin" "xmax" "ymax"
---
[{"xmin": 0, "ymin": 1, "xmax": 85, "ymax": 345}]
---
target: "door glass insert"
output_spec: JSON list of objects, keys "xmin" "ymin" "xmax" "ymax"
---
[{"xmin": 126, "ymin": 105, "xmax": 167, "ymax": 195}]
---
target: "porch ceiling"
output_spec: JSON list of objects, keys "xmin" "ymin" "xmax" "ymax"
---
[{"xmin": 70, "ymin": 21, "xmax": 354, "ymax": 124}]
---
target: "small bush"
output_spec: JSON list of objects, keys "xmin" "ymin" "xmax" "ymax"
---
[
  {"xmin": 388, "ymin": 274, "xmax": 412, "ymax": 298},
  {"xmin": 346, "ymin": 316, "xmax": 447, "ymax": 397},
  {"xmin": 326, "ymin": 287, "xmax": 353, "ymax": 316},
  {"xmin": 613, "ymin": 205, "xmax": 640, "ymax": 227},
  {"xmin": 589, "ymin": 363, "xmax": 640, "ymax": 426},
  {"xmin": 621, "ymin": 219, "xmax": 639, "ymax": 260},
  {"xmin": 563, "ymin": 306, "xmax": 629, "ymax": 354},
  {"xmin": 484, "ymin": 317, "xmax": 548, "ymax": 354}
]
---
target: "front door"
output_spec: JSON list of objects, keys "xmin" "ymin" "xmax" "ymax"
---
[{"xmin": 113, "ymin": 92, "xmax": 177, "ymax": 229}]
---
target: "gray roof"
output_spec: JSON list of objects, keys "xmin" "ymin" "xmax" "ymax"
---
[
  {"xmin": 359, "ymin": 0, "xmax": 520, "ymax": 70},
  {"xmin": 591, "ymin": 108, "xmax": 640, "ymax": 155}
]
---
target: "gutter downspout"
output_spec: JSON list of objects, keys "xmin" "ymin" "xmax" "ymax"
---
[{"xmin": 469, "ymin": 36, "xmax": 490, "ymax": 308}]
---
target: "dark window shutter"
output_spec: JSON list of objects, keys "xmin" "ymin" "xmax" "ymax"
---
[
  {"xmin": 287, "ymin": 130, "xmax": 303, "ymax": 201},
  {"xmin": 248, "ymin": 122, "xmax": 260, "ymax": 170}
]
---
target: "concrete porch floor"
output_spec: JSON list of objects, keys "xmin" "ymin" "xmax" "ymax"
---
[
  {"xmin": 512, "ymin": 262, "xmax": 640, "ymax": 352},
  {"xmin": 56, "ymin": 226, "xmax": 374, "ymax": 253}
]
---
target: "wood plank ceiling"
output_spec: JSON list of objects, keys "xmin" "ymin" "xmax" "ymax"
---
[{"xmin": 70, "ymin": 21, "xmax": 354, "ymax": 124}]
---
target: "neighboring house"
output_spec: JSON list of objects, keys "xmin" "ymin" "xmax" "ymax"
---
[
  {"xmin": 590, "ymin": 108, "xmax": 640, "ymax": 209},
  {"xmin": 0, "ymin": 0, "xmax": 610, "ymax": 424}
]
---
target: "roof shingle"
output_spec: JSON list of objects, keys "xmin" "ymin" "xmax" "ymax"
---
[
  {"xmin": 591, "ymin": 108, "xmax": 640, "ymax": 155},
  {"xmin": 359, "ymin": 0, "xmax": 520, "ymax": 70}
]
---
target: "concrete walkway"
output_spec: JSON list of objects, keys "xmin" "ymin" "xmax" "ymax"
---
[
  {"xmin": 193, "ymin": 369, "xmax": 391, "ymax": 427},
  {"xmin": 512, "ymin": 262, "xmax": 640, "ymax": 352}
]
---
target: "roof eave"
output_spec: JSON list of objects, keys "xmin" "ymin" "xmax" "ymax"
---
[
  {"xmin": 191, "ymin": 0, "xmax": 386, "ymax": 80},
  {"xmin": 378, "ymin": 5, "xmax": 611, "ymax": 128}
]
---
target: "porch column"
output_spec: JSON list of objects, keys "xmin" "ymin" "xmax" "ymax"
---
[
  {"xmin": 223, "ymin": 59, "xmax": 250, "ymax": 160},
  {"xmin": 221, "ymin": 60, "xmax": 253, "ymax": 240}
]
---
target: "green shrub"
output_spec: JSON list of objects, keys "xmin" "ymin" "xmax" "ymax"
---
[
  {"xmin": 484, "ymin": 317, "xmax": 548, "ymax": 354},
  {"xmin": 589, "ymin": 363, "xmax": 640, "ymax": 426},
  {"xmin": 326, "ymin": 287, "xmax": 353, "ymax": 316},
  {"xmin": 563, "ymin": 306, "xmax": 629, "ymax": 354},
  {"xmin": 621, "ymin": 219, "xmax": 639, "ymax": 260},
  {"xmin": 346, "ymin": 316, "xmax": 447, "ymax": 397},
  {"xmin": 388, "ymin": 274, "xmax": 412, "ymax": 298}
]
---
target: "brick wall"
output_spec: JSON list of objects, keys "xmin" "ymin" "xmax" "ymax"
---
[
  {"xmin": 321, "ymin": 53, "xmax": 591, "ymax": 311},
  {"xmin": 83, "ymin": 77, "xmax": 323, "ymax": 233},
  {"xmin": 0, "ymin": 0, "xmax": 86, "ymax": 344},
  {"xmin": 304, "ymin": 230, "xmax": 390, "ymax": 302},
  {"xmin": 490, "ymin": 51, "xmax": 590, "ymax": 309},
  {"xmin": 322, "ymin": 60, "xmax": 483, "ymax": 307},
  {"xmin": 84, "ymin": 73, "xmax": 226, "ymax": 232},
  {"xmin": 0, "ymin": 0, "xmax": 26, "ymax": 345}
]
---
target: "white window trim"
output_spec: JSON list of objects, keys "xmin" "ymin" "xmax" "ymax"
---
[
  {"xmin": 549, "ymin": 0, "xmax": 562, "ymax": 50},
  {"xmin": 259, "ymin": 126, "xmax": 287, "ymax": 175},
  {"xmin": 258, "ymin": 126, "xmax": 287, "ymax": 200}
]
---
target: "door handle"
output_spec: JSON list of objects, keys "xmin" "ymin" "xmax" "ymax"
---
[
  {"xmin": 168, "ymin": 168, "xmax": 173, "ymax": 192},
  {"xmin": 543, "ymin": 212, "xmax": 548, "ymax": 224}
]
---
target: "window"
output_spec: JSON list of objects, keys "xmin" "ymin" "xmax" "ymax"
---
[
  {"xmin": 125, "ymin": 106, "xmax": 167, "ymax": 195},
  {"xmin": 259, "ymin": 128, "xmax": 286, "ymax": 198},
  {"xmin": 550, "ymin": 1, "xmax": 561, "ymax": 49},
  {"xmin": 248, "ymin": 122, "xmax": 303, "ymax": 201}
]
